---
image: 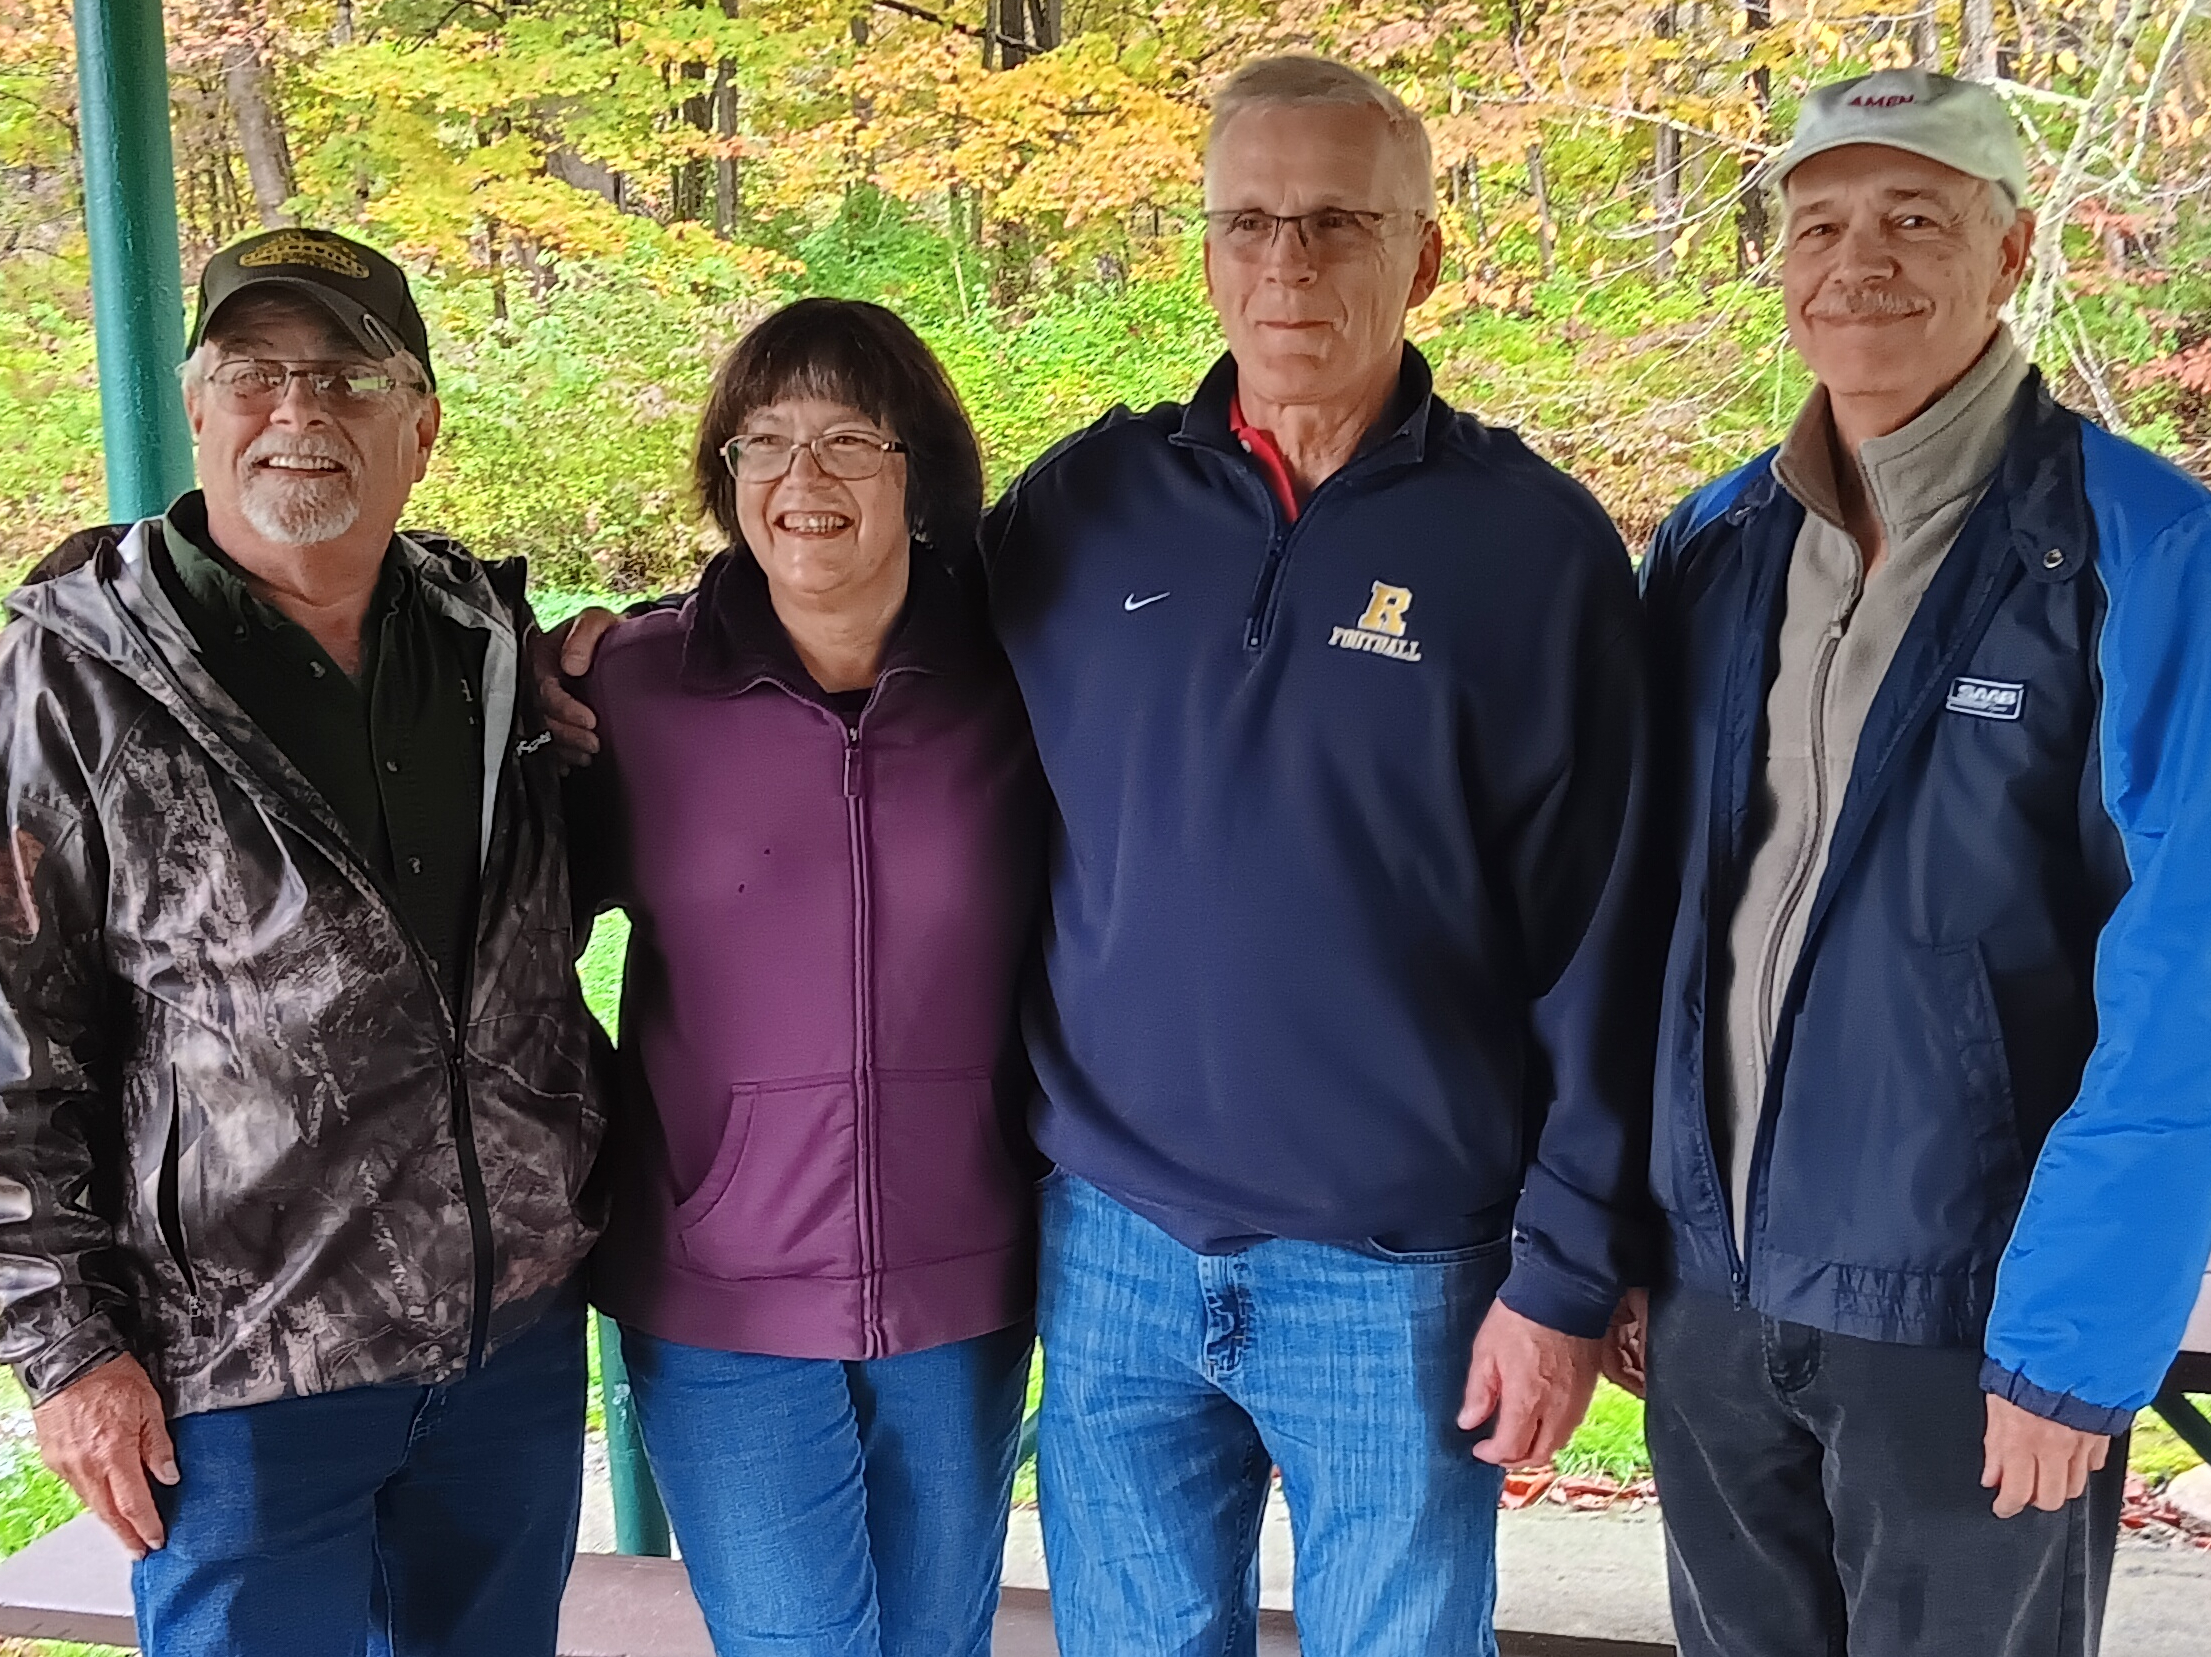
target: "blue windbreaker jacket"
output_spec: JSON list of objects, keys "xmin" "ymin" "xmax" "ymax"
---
[
  {"xmin": 1642, "ymin": 371, "xmax": 2211, "ymax": 1431},
  {"xmin": 984, "ymin": 346, "xmax": 1660, "ymax": 1338}
]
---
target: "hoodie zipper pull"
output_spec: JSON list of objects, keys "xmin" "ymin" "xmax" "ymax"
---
[{"xmin": 843, "ymin": 730, "xmax": 860, "ymax": 799}]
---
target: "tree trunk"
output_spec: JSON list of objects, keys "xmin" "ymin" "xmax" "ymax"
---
[
  {"xmin": 1653, "ymin": 123, "xmax": 1683, "ymax": 279},
  {"xmin": 1737, "ymin": 0, "xmax": 1773, "ymax": 273},
  {"xmin": 1962, "ymin": 0, "xmax": 2000, "ymax": 79},
  {"xmin": 712, "ymin": 0, "xmax": 741, "ymax": 235},
  {"xmin": 1526, "ymin": 142, "xmax": 1556, "ymax": 280},
  {"xmin": 222, "ymin": 40, "xmax": 295, "ymax": 227},
  {"xmin": 988, "ymin": 0, "xmax": 1060, "ymax": 67},
  {"xmin": 1912, "ymin": 1, "xmax": 1942, "ymax": 67},
  {"xmin": 713, "ymin": 64, "xmax": 740, "ymax": 234},
  {"xmin": 1653, "ymin": 1, "xmax": 1682, "ymax": 281}
]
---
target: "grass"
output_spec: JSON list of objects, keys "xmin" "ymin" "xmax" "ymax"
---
[
  {"xmin": 1557, "ymin": 1382, "xmax": 1651, "ymax": 1483},
  {"xmin": 0, "ymin": 1374, "xmax": 80, "ymax": 1559},
  {"xmin": 2131, "ymin": 1398, "xmax": 2210, "ymax": 1487}
]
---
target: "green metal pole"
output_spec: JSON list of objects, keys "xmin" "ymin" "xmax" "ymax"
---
[
  {"xmin": 596, "ymin": 1311, "xmax": 672, "ymax": 1557},
  {"xmin": 73, "ymin": 0, "xmax": 194, "ymax": 524}
]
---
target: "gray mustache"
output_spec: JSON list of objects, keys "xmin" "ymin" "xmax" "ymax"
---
[{"xmin": 1805, "ymin": 289, "xmax": 1933, "ymax": 319}]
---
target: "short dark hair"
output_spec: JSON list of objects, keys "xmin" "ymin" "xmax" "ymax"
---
[{"xmin": 693, "ymin": 298, "xmax": 984, "ymax": 554}]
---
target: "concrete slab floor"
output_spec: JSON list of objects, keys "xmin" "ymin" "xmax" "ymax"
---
[{"xmin": 585, "ymin": 1450, "xmax": 2211, "ymax": 1653}]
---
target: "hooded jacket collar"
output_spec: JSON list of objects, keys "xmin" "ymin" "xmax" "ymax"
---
[
  {"xmin": 676, "ymin": 541, "xmax": 991, "ymax": 701},
  {"xmin": 8, "ymin": 515, "xmax": 523, "ymax": 870}
]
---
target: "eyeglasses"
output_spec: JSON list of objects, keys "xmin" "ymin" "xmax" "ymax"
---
[
  {"xmin": 206, "ymin": 359, "xmax": 424, "ymax": 413},
  {"xmin": 722, "ymin": 431, "xmax": 908, "ymax": 483},
  {"xmin": 1202, "ymin": 208, "xmax": 1421, "ymax": 261}
]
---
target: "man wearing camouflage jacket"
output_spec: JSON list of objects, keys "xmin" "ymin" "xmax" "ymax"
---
[{"xmin": 0, "ymin": 229, "xmax": 605, "ymax": 1656}]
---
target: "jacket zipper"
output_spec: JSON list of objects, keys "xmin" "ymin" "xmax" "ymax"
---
[
  {"xmin": 844, "ymin": 710, "xmax": 882, "ymax": 1358},
  {"xmin": 1739, "ymin": 581, "xmax": 1861, "ymax": 1284},
  {"xmin": 1231, "ymin": 437, "xmax": 1411, "ymax": 652},
  {"xmin": 101, "ymin": 568, "xmax": 504, "ymax": 1375}
]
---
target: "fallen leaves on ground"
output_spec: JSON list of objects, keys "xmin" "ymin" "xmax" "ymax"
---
[{"xmin": 1501, "ymin": 1468, "xmax": 1660, "ymax": 1511}]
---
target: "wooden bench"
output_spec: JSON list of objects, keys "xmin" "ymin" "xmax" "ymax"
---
[{"xmin": 0, "ymin": 1511, "xmax": 1672, "ymax": 1656}]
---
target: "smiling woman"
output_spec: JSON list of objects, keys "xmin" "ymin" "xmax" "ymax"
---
[{"xmin": 557, "ymin": 297, "xmax": 1047, "ymax": 1657}]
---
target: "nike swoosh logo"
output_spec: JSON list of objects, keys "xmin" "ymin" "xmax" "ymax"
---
[{"xmin": 1124, "ymin": 591, "xmax": 1171, "ymax": 612}]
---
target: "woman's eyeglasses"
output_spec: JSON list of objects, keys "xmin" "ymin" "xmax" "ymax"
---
[{"xmin": 723, "ymin": 431, "xmax": 908, "ymax": 483}]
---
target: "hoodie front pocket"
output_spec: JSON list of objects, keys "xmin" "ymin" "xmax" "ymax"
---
[
  {"xmin": 874, "ymin": 1068, "xmax": 1027, "ymax": 1270},
  {"xmin": 675, "ymin": 1077, "xmax": 857, "ymax": 1280}
]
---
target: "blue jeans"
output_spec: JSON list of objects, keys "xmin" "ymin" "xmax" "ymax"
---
[
  {"xmin": 1037, "ymin": 1172, "xmax": 1509, "ymax": 1657},
  {"xmin": 620, "ymin": 1321, "xmax": 1032, "ymax": 1657},
  {"xmin": 133, "ymin": 1295, "xmax": 587, "ymax": 1657}
]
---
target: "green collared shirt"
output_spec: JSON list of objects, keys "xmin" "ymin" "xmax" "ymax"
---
[{"xmin": 153, "ymin": 492, "xmax": 487, "ymax": 1009}]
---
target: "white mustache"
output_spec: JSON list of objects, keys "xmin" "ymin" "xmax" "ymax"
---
[
  {"xmin": 1805, "ymin": 287, "xmax": 1933, "ymax": 320},
  {"xmin": 237, "ymin": 430, "xmax": 363, "ymax": 545}
]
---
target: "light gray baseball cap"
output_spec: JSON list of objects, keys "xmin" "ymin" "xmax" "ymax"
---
[{"xmin": 1774, "ymin": 69, "xmax": 2030, "ymax": 207}]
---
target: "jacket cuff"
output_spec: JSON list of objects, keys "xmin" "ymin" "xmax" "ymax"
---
[
  {"xmin": 15, "ymin": 1313, "xmax": 132, "ymax": 1409},
  {"xmin": 1978, "ymin": 1359, "xmax": 2136, "ymax": 1437},
  {"xmin": 1496, "ymin": 1251, "xmax": 1618, "ymax": 1341}
]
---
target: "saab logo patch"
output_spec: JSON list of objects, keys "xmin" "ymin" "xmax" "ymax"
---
[
  {"xmin": 1946, "ymin": 677, "xmax": 2025, "ymax": 721},
  {"xmin": 1329, "ymin": 582, "xmax": 1423, "ymax": 662},
  {"xmin": 238, "ymin": 229, "xmax": 371, "ymax": 279}
]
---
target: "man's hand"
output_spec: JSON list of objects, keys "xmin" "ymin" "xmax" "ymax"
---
[
  {"xmin": 1458, "ymin": 1299, "xmax": 1606, "ymax": 1468},
  {"xmin": 1982, "ymin": 1393, "xmax": 2110, "ymax": 1518},
  {"xmin": 533, "ymin": 607, "xmax": 621, "ymax": 769},
  {"xmin": 1600, "ymin": 1287, "xmax": 1649, "ymax": 1400},
  {"xmin": 31, "ymin": 1355, "xmax": 178, "ymax": 1558}
]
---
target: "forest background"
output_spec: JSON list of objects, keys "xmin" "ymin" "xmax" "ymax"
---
[
  {"xmin": 2, "ymin": 0, "xmax": 2210, "ymax": 592},
  {"xmin": 3, "ymin": 0, "xmax": 2211, "ymax": 1578}
]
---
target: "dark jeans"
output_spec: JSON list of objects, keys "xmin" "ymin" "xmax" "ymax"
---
[
  {"xmin": 1647, "ymin": 1285, "xmax": 2125, "ymax": 1657},
  {"xmin": 133, "ymin": 1294, "xmax": 587, "ymax": 1657}
]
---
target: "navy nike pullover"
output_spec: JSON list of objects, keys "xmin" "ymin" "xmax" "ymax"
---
[{"xmin": 984, "ymin": 346, "xmax": 1658, "ymax": 1337}]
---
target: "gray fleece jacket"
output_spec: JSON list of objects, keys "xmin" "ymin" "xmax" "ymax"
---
[{"xmin": 1717, "ymin": 329, "xmax": 2032, "ymax": 1238}]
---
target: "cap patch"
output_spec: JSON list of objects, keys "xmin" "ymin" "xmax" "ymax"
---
[{"xmin": 237, "ymin": 230, "xmax": 372, "ymax": 280}]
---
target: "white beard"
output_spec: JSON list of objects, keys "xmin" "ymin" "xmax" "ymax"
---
[{"xmin": 236, "ymin": 433, "xmax": 364, "ymax": 546}]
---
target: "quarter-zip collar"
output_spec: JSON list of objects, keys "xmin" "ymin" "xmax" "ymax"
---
[
  {"xmin": 1174, "ymin": 341, "xmax": 1438, "ymax": 474},
  {"xmin": 676, "ymin": 542, "xmax": 987, "ymax": 704}
]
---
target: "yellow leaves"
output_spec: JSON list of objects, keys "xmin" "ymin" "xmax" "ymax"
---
[{"xmin": 2058, "ymin": 49, "xmax": 2083, "ymax": 75}]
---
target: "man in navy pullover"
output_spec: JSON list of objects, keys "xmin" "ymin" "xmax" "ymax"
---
[
  {"xmin": 542, "ymin": 56, "xmax": 1656, "ymax": 1657},
  {"xmin": 984, "ymin": 56, "xmax": 1654, "ymax": 1657}
]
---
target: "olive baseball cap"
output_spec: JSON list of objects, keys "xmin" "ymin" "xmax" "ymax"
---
[
  {"xmin": 190, "ymin": 228, "xmax": 435, "ymax": 389},
  {"xmin": 1774, "ymin": 69, "xmax": 2031, "ymax": 208}
]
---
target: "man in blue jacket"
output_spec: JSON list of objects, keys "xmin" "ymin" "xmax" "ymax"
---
[
  {"xmin": 1618, "ymin": 68, "xmax": 2211, "ymax": 1655},
  {"xmin": 984, "ymin": 54, "xmax": 1653, "ymax": 1657}
]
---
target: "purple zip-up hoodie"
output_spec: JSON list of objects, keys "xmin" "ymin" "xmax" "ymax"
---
[{"xmin": 574, "ymin": 547, "xmax": 1044, "ymax": 1360}]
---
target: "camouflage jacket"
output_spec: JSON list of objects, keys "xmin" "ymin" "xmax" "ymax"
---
[{"xmin": 0, "ymin": 519, "xmax": 607, "ymax": 1417}]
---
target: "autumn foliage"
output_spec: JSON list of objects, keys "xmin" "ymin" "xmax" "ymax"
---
[{"xmin": 2, "ymin": 0, "xmax": 2207, "ymax": 587}]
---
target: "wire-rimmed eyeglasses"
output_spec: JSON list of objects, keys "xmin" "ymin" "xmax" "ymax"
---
[
  {"xmin": 1201, "ymin": 207, "xmax": 1422, "ymax": 261},
  {"xmin": 722, "ymin": 431, "xmax": 909, "ymax": 483}
]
